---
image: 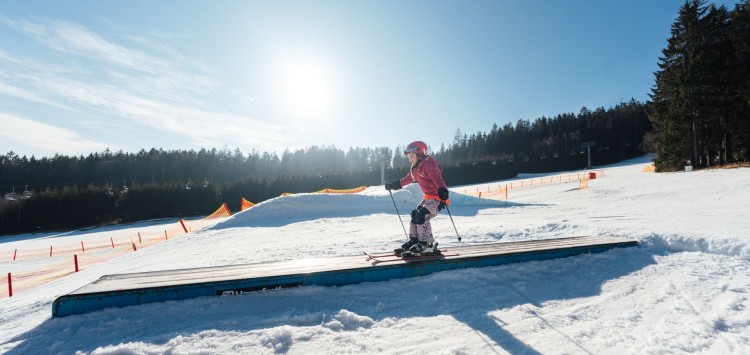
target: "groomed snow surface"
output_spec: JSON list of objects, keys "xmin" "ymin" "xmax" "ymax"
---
[{"xmin": 1, "ymin": 155, "xmax": 749, "ymax": 354}]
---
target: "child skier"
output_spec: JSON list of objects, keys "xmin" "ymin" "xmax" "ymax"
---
[{"xmin": 385, "ymin": 141, "xmax": 450, "ymax": 255}]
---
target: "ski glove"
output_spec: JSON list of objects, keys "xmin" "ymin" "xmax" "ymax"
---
[
  {"xmin": 437, "ymin": 187, "xmax": 449, "ymax": 201},
  {"xmin": 385, "ymin": 180, "xmax": 402, "ymax": 191},
  {"xmin": 438, "ymin": 200, "xmax": 447, "ymax": 212}
]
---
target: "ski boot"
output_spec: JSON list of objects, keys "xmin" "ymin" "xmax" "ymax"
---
[
  {"xmin": 401, "ymin": 242, "xmax": 441, "ymax": 258},
  {"xmin": 394, "ymin": 238, "xmax": 418, "ymax": 255}
]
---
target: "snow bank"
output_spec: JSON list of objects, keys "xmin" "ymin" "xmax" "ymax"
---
[
  {"xmin": 210, "ymin": 184, "xmax": 504, "ymax": 229},
  {"xmin": 640, "ymin": 233, "xmax": 750, "ymax": 261}
]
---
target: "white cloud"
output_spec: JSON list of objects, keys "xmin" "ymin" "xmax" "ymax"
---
[
  {"xmin": 16, "ymin": 18, "xmax": 165, "ymax": 75},
  {"xmin": 0, "ymin": 112, "xmax": 110, "ymax": 156},
  {"xmin": 0, "ymin": 16, "xmax": 292, "ymax": 152},
  {"xmin": 0, "ymin": 81, "xmax": 69, "ymax": 110}
]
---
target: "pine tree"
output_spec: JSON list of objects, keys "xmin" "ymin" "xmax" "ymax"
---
[
  {"xmin": 648, "ymin": 0, "xmax": 709, "ymax": 169},
  {"xmin": 700, "ymin": 4, "xmax": 733, "ymax": 165},
  {"xmin": 730, "ymin": 1, "xmax": 750, "ymax": 161}
]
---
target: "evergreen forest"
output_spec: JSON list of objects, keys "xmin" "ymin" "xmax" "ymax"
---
[{"xmin": 648, "ymin": 0, "xmax": 750, "ymax": 170}]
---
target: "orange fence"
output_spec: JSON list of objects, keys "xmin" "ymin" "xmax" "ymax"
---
[
  {"xmin": 461, "ymin": 171, "xmax": 604, "ymax": 200},
  {"xmin": 313, "ymin": 186, "xmax": 367, "ymax": 194},
  {"xmin": 1, "ymin": 208, "xmax": 233, "ymax": 298},
  {"xmin": 281, "ymin": 185, "xmax": 368, "ymax": 197}
]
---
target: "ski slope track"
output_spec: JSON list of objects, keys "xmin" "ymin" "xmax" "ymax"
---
[{"xmin": 1, "ymin": 154, "xmax": 749, "ymax": 354}]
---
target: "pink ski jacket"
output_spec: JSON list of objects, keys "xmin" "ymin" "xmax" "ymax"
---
[{"xmin": 398, "ymin": 155, "xmax": 447, "ymax": 199}]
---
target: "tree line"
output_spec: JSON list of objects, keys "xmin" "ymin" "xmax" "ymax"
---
[
  {"xmin": 648, "ymin": 0, "xmax": 750, "ymax": 170},
  {"xmin": 435, "ymin": 98, "xmax": 650, "ymax": 173}
]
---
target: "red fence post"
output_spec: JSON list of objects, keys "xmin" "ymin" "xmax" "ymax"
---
[
  {"xmin": 50, "ymin": 245, "xmax": 53, "ymax": 258},
  {"xmin": 179, "ymin": 219, "xmax": 188, "ymax": 233},
  {"xmin": 165, "ymin": 230, "xmax": 168, "ymax": 240},
  {"xmin": 111, "ymin": 237, "xmax": 115, "ymax": 248},
  {"xmin": 7, "ymin": 273, "xmax": 11, "ymax": 297},
  {"xmin": 81, "ymin": 241, "xmax": 85, "ymax": 253},
  {"xmin": 13, "ymin": 249, "xmax": 17, "ymax": 261},
  {"xmin": 74, "ymin": 254, "xmax": 79, "ymax": 272},
  {"xmin": 138, "ymin": 232, "xmax": 142, "ymax": 244}
]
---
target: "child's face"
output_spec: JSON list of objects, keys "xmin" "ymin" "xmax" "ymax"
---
[{"xmin": 407, "ymin": 153, "xmax": 418, "ymax": 165}]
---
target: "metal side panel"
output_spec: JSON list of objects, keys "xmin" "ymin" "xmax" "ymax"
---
[{"xmin": 52, "ymin": 236, "xmax": 637, "ymax": 317}]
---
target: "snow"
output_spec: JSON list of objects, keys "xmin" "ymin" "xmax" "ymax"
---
[{"xmin": 1, "ymin": 155, "xmax": 749, "ymax": 354}]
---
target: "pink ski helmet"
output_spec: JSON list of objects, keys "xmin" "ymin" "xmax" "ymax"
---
[{"xmin": 404, "ymin": 141, "xmax": 428, "ymax": 156}]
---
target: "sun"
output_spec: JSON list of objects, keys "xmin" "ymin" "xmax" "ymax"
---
[{"xmin": 272, "ymin": 53, "xmax": 340, "ymax": 120}]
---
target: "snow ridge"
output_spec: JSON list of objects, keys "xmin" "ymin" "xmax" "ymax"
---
[
  {"xmin": 640, "ymin": 233, "xmax": 750, "ymax": 261},
  {"xmin": 210, "ymin": 184, "xmax": 504, "ymax": 229}
]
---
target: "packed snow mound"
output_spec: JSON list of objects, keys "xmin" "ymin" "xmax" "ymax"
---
[
  {"xmin": 321, "ymin": 309, "xmax": 375, "ymax": 331},
  {"xmin": 210, "ymin": 184, "xmax": 504, "ymax": 229},
  {"xmin": 641, "ymin": 233, "xmax": 750, "ymax": 262}
]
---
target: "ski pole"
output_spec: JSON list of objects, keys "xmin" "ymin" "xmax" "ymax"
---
[
  {"xmin": 388, "ymin": 189, "xmax": 409, "ymax": 239},
  {"xmin": 443, "ymin": 204, "xmax": 462, "ymax": 242}
]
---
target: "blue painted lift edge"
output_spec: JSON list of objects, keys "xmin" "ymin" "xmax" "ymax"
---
[{"xmin": 52, "ymin": 238, "xmax": 637, "ymax": 317}]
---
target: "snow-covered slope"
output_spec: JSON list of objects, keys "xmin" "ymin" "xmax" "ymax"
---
[
  {"xmin": 1, "ymin": 155, "xmax": 748, "ymax": 354},
  {"xmin": 211, "ymin": 183, "xmax": 504, "ymax": 229}
]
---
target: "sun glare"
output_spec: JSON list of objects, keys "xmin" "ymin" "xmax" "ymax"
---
[{"xmin": 273, "ymin": 54, "xmax": 340, "ymax": 120}]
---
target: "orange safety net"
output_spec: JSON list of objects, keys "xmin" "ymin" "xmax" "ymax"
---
[
  {"xmin": 1, "ymin": 220, "xmax": 204, "ymax": 299},
  {"xmin": 240, "ymin": 198, "xmax": 255, "ymax": 211},
  {"xmin": 203, "ymin": 202, "xmax": 232, "ymax": 219},
  {"xmin": 460, "ymin": 171, "xmax": 604, "ymax": 200},
  {"xmin": 313, "ymin": 186, "xmax": 367, "ymax": 194},
  {"xmin": 281, "ymin": 186, "xmax": 368, "ymax": 197},
  {"xmin": 2, "ymin": 210, "xmax": 241, "ymax": 298}
]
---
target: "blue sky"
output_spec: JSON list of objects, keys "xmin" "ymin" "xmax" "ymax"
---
[{"xmin": 0, "ymin": 0, "xmax": 739, "ymax": 158}]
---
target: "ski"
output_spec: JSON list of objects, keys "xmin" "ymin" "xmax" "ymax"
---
[
  {"xmin": 364, "ymin": 248, "xmax": 448, "ymax": 259},
  {"xmin": 363, "ymin": 250, "xmax": 459, "ymax": 263}
]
